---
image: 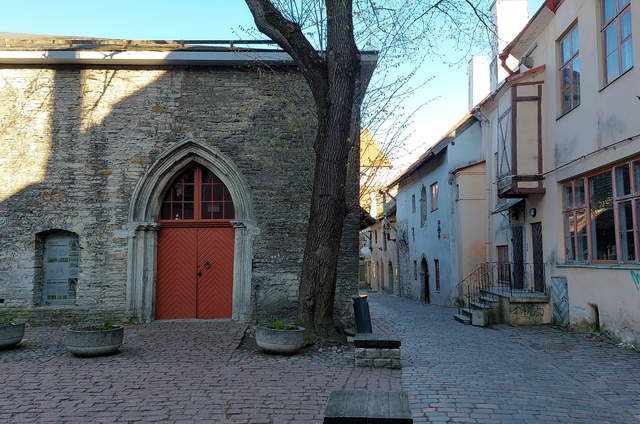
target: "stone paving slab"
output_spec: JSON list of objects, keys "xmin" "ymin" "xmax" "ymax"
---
[
  {"xmin": 0, "ymin": 321, "xmax": 401, "ymax": 423},
  {"xmin": 365, "ymin": 292, "xmax": 640, "ymax": 424}
]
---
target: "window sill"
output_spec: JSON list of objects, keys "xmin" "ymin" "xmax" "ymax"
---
[
  {"xmin": 557, "ymin": 262, "xmax": 640, "ymax": 270},
  {"xmin": 556, "ymin": 102, "xmax": 580, "ymax": 121},
  {"xmin": 599, "ymin": 65, "xmax": 634, "ymax": 92}
]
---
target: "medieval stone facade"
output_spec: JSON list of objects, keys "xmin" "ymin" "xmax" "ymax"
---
[{"xmin": 0, "ymin": 42, "xmax": 363, "ymax": 329}]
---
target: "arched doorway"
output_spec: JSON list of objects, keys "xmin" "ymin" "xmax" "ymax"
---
[
  {"xmin": 155, "ymin": 164, "xmax": 235, "ymax": 319},
  {"xmin": 126, "ymin": 138, "xmax": 258, "ymax": 323},
  {"xmin": 420, "ymin": 257, "xmax": 430, "ymax": 304}
]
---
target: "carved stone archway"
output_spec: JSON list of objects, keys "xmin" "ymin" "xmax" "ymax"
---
[{"xmin": 126, "ymin": 136, "xmax": 258, "ymax": 322}]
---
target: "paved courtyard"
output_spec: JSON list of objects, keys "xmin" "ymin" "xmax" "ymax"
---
[{"xmin": 1, "ymin": 292, "xmax": 639, "ymax": 423}]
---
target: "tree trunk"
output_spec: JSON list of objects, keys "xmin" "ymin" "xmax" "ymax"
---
[{"xmin": 245, "ymin": 0, "xmax": 359, "ymax": 338}]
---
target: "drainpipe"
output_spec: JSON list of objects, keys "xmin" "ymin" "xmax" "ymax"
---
[{"xmin": 499, "ymin": 52, "xmax": 516, "ymax": 77}]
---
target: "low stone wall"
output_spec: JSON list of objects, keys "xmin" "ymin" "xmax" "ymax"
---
[
  {"xmin": 353, "ymin": 333, "xmax": 402, "ymax": 369},
  {"xmin": 355, "ymin": 346, "xmax": 401, "ymax": 369}
]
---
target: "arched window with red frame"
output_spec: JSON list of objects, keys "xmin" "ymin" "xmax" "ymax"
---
[{"xmin": 159, "ymin": 164, "xmax": 235, "ymax": 223}]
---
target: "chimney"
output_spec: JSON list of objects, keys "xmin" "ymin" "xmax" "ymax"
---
[
  {"xmin": 489, "ymin": 0, "xmax": 530, "ymax": 90},
  {"xmin": 468, "ymin": 56, "xmax": 490, "ymax": 110}
]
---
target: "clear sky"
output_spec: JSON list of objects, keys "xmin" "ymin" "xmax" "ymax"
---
[{"xmin": 1, "ymin": 0, "xmax": 545, "ymax": 171}]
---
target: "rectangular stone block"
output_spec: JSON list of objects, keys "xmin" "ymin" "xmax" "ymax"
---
[
  {"xmin": 355, "ymin": 358, "xmax": 374, "ymax": 367},
  {"xmin": 381, "ymin": 348, "xmax": 401, "ymax": 359},
  {"xmin": 355, "ymin": 347, "xmax": 367, "ymax": 358},
  {"xmin": 373, "ymin": 358, "xmax": 393, "ymax": 368},
  {"xmin": 364, "ymin": 348, "xmax": 381, "ymax": 359}
]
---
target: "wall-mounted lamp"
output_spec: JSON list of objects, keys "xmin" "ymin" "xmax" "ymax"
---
[{"xmin": 529, "ymin": 208, "xmax": 537, "ymax": 218}]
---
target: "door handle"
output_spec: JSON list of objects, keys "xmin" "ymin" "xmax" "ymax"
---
[{"xmin": 197, "ymin": 260, "xmax": 211, "ymax": 278}]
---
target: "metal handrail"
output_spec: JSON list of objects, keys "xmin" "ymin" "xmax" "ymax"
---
[{"xmin": 456, "ymin": 262, "xmax": 545, "ymax": 315}]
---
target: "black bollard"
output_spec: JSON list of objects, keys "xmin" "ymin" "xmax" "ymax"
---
[{"xmin": 352, "ymin": 294, "xmax": 372, "ymax": 333}]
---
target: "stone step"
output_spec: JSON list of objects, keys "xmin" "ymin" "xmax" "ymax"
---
[
  {"xmin": 470, "ymin": 301, "xmax": 492, "ymax": 310},
  {"xmin": 479, "ymin": 295, "xmax": 500, "ymax": 303},
  {"xmin": 453, "ymin": 313, "xmax": 471, "ymax": 324}
]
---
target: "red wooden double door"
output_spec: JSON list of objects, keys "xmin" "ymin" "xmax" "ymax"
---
[{"xmin": 155, "ymin": 164, "xmax": 236, "ymax": 319}]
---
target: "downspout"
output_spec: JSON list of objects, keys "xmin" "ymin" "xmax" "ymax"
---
[{"xmin": 499, "ymin": 51, "xmax": 516, "ymax": 77}]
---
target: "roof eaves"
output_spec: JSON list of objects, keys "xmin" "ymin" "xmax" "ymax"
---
[{"xmin": 389, "ymin": 113, "xmax": 477, "ymax": 187}]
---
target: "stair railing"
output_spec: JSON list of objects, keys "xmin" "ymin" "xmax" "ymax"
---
[{"xmin": 456, "ymin": 262, "xmax": 545, "ymax": 315}]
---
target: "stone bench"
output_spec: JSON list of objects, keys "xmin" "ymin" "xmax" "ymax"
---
[
  {"xmin": 323, "ymin": 390, "xmax": 413, "ymax": 423},
  {"xmin": 353, "ymin": 333, "xmax": 401, "ymax": 369}
]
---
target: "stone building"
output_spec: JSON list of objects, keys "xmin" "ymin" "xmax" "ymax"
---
[{"xmin": 0, "ymin": 38, "xmax": 376, "ymax": 328}]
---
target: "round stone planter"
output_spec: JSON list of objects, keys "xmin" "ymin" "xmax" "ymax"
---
[
  {"xmin": 255, "ymin": 325, "xmax": 306, "ymax": 354},
  {"xmin": 66, "ymin": 325, "xmax": 124, "ymax": 357},
  {"xmin": 0, "ymin": 322, "xmax": 25, "ymax": 350}
]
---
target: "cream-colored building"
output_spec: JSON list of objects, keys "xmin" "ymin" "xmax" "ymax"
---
[{"xmin": 477, "ymin": 0, "xmax": 640, "ymax": 343}]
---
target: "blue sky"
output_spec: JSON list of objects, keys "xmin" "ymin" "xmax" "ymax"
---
[{"xmin": 2, "ymin": 0, "xmax": 544, "ymax": 170}]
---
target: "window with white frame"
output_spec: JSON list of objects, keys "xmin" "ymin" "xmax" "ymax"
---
[
  {"xmin": 560, "ymin": 25, "xmax": 580, "ymax": 113},
  {"xmin": 430, "ymin": 182, "xmax": 438, "ymax": 211},
  {"xmin": 602, "ymin": 0, "xmax": 633, "ymax": 84},
  {"xmin": 562, "ymin": 158, "xmax": 640, "ymax": 264}
]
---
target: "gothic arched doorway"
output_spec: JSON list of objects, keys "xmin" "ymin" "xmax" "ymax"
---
[
  {"xmin": 155, "ymin": 164, "xmax": 235, "ymax": 319},
  {"xmin": 421, "ymin": 257, "xmax": 430, "ymax": 304}
]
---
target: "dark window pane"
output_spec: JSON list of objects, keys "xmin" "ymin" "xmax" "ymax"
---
[
  {"xmin": 184, "ymin": 185, "xmax": 195, "ymax": 202},
  {"xmin": 161, "ymin": 203, "xmax": 171, "ymax": 220},
  {"xmin": 184, "ymin": 203, "xmax": 194, "ymax": 220},
  {"xmin": 172, "ymin": 203, "xmax": 182, "ymax": 220},
  {"xmin": 202, "ymin": 184, "xmax": 212, "ymax": 201},
  {"xmin": 213, "ymin": 184, "xmax": 223, "ymax": 200},
  {"xmin": 615, "ymin": 163, "xmax": 631, "ymax": 196},
  {"xmin": 575, "ymin": 179, "xmax": 585, "ymax": 205},
  {"xmin": 224, "ymin": 202, "xmax": 235, "ymax": 219},
  {"xmin": 589, "ymin": 172, "xmax": 615, "ymax": 260},
  {"xmin": 576, "ymin": 210, "xmax": 588, "ymax": 261},
  {"xmin": 619, "ymin": 201, "xmax": 635, "ymax": 261},
  {"xmin": 563, "ymin": 183, "xmax": 574, "ymax": 208}
]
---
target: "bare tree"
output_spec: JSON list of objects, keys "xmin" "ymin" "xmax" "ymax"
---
[{"xmin": 244, "ymin": 0, "xmax": 492, "ymax": 338}]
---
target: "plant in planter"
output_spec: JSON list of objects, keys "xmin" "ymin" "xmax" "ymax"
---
[
  {"xmin": 255, "ymin": 317, "xmax": 307, "ymax": 354},
  {"xmin": 0, "ymin": 315, "xmax": 25, "ymax": 350},
  {"xmin": 66, "ymin": 320, "xmax": 124, "ymax": 357}
]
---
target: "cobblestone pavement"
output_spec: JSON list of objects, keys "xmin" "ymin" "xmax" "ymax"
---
[
  {"xmin": 366, "ymin": 291, "xmax": 640, "ymax": 424},
  {"xmin": 2, "ymin": 293, "xmax": 640, "ymax": 423},
  {"xmin": 0, "ymin": 320, "xmax": 400, "ymax": 423}
]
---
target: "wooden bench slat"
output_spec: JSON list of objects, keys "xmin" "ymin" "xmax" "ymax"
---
[
  {"xmin": 344, "ymin": 391, "xmax": 367, "ymax": 417},
  {"xmin": 323, "ymin": 390, "xmax": 349, "ymax": 419},
  {"xmin": 324, "ymin": 390, "xmax": 413, "ymax": 424}
]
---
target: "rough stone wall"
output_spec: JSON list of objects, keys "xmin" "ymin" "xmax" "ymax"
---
[{"xmin": 0, "ymin": 63, "xmax": 359, "ymax": 327}]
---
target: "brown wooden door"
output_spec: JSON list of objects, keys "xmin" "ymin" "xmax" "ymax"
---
[
  {"xmin": 156, "ymin": 227, "xmax": 234, "ymax": 319},
  {"xmin": 196, "ymin": 227, "xmax": 234, "ymax": 319}
]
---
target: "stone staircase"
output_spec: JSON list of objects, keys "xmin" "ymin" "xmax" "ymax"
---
[
  {"xmin": 454, "ymin": 289, "xmax": 500, "ymax": 326},
  {"xmin": 454, "ymin": 262, "xmax": 551, "ymax": 327}
]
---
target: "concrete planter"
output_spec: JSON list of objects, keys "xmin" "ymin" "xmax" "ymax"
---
[
  {"xmin": 66, "ymin": 325, "xmax": 124, "ymax": 357},
  {"xmin": 255, "ymin": 325, "xmax": 306, "ymax": 354},
  {"xmin": 0, "ymin": 322, "xmax": 25, "ymax": 349}
]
